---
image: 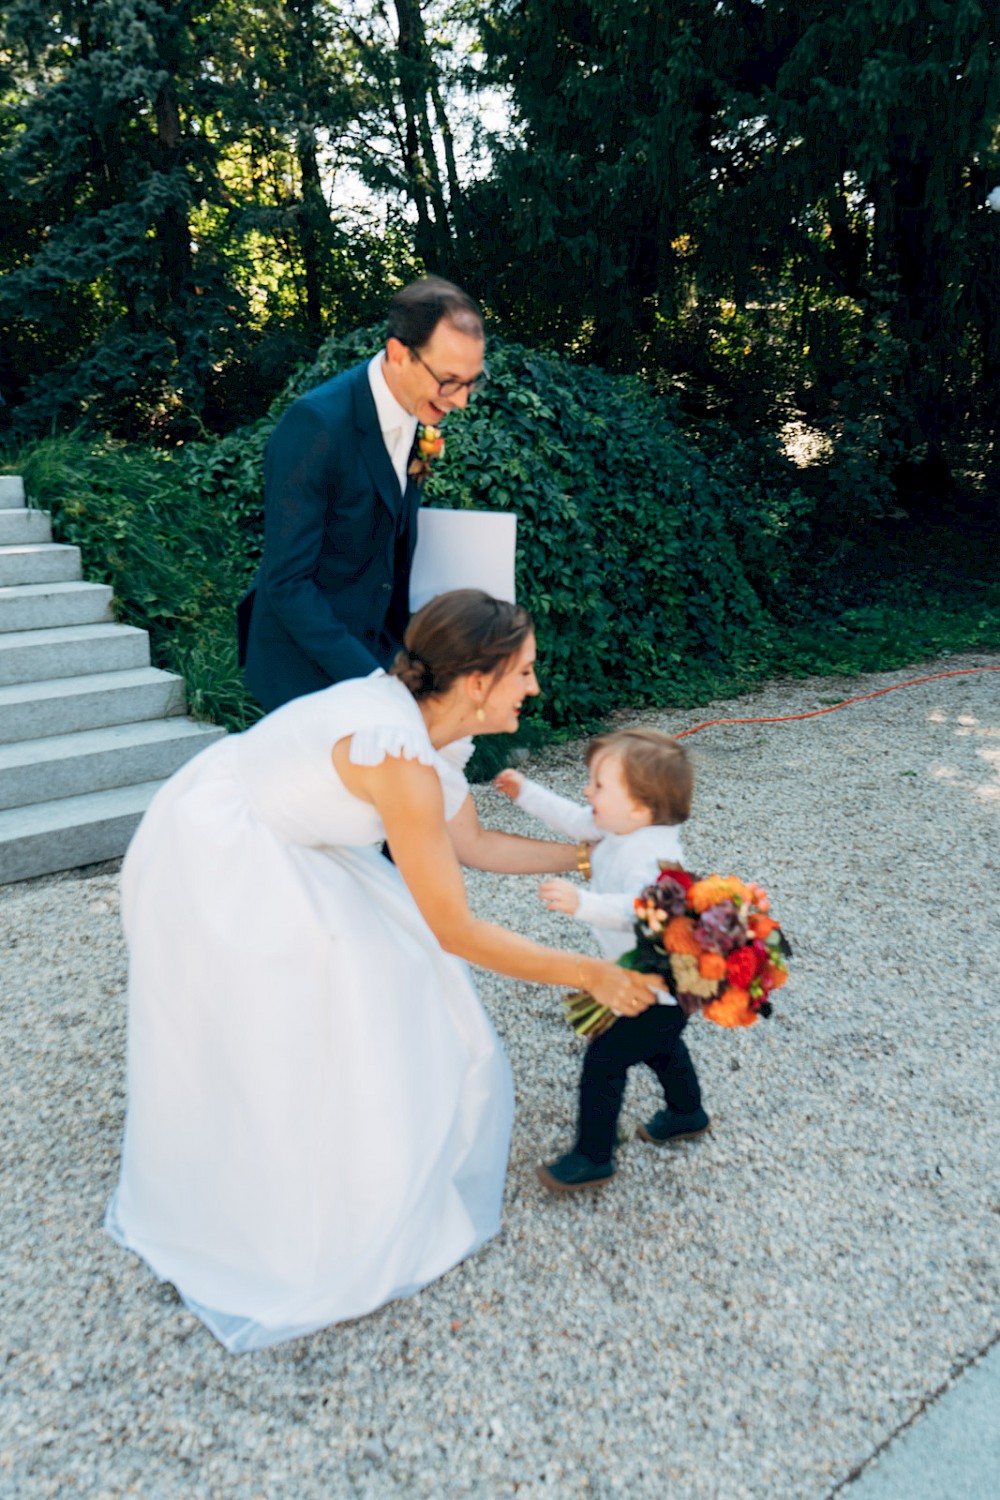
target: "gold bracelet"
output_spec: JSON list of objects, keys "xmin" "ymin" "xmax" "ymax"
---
[{"xmin": 576, "ymin": 841, "xmax": 592, "ymax": 881}]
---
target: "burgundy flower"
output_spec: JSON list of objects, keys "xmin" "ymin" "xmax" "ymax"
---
[
  {"xmin": 694, "ymin": 901, "xmax": 746, "ymax": 955},
  {"xmin": 648, "ymin": 876, "xmax": 688, "ymax": 917},
  {"xmin": 751, "ymin": 939, "xmax": 771, "ymax": 975}
]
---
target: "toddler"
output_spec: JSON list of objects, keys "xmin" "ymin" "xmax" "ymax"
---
[{"xmin": 495, "ymin": 730, "xmax": 710, "ymax": 1191}]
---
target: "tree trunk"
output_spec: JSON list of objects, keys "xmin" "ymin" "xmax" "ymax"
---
[
  {"xmin": 154, "ymin": 77, "xmax": 193, "ymax": 305},
  {"xmin": 296, "ymin": 129, "xmax": 327, "ymax": 337},
  {"xmin": 429, "ymin": 76, "xmax": 464, "ymax": 271},
  {"xmin": 591, "ymin": 241, "xmax": 636, "ymax": 373},
  {"xmin": 880, "ymin": 149, "xmax": 957, "ymax": 505},
  {"xmin": 393, "ymin": 0, "xmax": 452, "ymax": 271},
  {"xmin": 591, "ymin": 198, "xmax": 661, "ymax": 373}
]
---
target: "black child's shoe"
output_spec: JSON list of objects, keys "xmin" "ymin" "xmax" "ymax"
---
[
  {"xmin": 536, "ymin": 1151, "xmax": 615, "ymax": 1193},
  {"xmin": 637, "ymin": 1106, "xmax": 711, "ymax": 1145}
]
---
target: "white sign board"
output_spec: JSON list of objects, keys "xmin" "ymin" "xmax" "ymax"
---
[{"xmin": 409, "ymin": 508, "xmax": 517, "ymax": 613}]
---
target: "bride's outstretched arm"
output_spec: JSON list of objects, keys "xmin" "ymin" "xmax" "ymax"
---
[
  {"xmin": 446, "ymin": 795, "xmax": 579, "ymax": 874},
  {"xmin": 357, "ymin": 755, "xmax": 658, "ymax": 1016}
]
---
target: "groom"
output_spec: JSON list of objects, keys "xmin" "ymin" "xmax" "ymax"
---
[{"xmin": 239, "ymin": 277, "xmax": 487, "ymax": 712}]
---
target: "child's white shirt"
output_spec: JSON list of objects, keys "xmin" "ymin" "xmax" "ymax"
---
[{"xmin": 513, "ymin": 778, "xmax": 684, "ymax": 966}]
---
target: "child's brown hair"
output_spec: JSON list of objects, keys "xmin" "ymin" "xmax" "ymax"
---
[{"xmin": 585, "ymin": 729, "xmax": 693, "ymax": 826}]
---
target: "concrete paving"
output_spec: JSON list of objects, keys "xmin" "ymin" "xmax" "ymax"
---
[
  {"xmin": 3, "ymin": 654, "xmax": 999, "ymax": 1496},
  {"xmin": 841, "ymin": 1339, "xmax": 1000, "ymax": 1499}
]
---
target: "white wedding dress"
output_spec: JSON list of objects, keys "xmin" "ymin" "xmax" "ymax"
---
[{"xmin": 105, "ymin": 673, "xmax": 514, "ymax": 1353}]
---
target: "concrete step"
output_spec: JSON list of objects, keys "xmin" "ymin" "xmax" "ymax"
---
[
  {"xmin": 0, "ymin": 781, "xmax": 163, "ymax": 884},
  {"xmin": 0, "ymin": 622, "xmax": 150, "ymax": 687},
  {"xmin": 0, "ymin": 543, "xmax": 81, "ymax": 587},
  {"xmin": 0, "ymin": 582, "xmax": 114, "ymax": 634},
  {"xmin": 0, "ymin": 667, "xmax": 186, "ymax": 743},
  {"xmin": 0, "ymin": 476, "xmax": 25, "ymax": 508},
  {"xmin": 0, "ymin": 509, "xmax": 51, "ymax": 545},
  {"xmin": 0, "ymin": 718, "xmax": 225, "ymax": 811}
]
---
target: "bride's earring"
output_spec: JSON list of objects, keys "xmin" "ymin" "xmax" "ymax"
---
[{"xmin": 475, "ymin": 707, "xmax": 486, "ymax": 724}]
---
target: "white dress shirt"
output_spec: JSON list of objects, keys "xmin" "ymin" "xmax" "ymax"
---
[
  {"xmin": 367, "ymin": 355, "xmax": 473, "ymax": 769},
  {"xmin": 514, "ymin": 777, "xmax": 684, "ymax": 979},
  {"xmin": 368, "ymin": 354, "xmax": 419, "ymax": 493}
]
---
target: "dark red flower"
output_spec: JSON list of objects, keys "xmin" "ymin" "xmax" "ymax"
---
[
  {"xmin": 725, "ymin": 947, "xmax": 758, "ymax": 989},
  {"xmin": 751, "ymin": 940, "xmax": 771, "ymax": 975},
  {"xmin": 659, "ymin": 867, "xmax": 694, "ymax": 892}
]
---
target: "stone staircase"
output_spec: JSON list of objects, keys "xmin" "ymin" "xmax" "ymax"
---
[{"xmin": 0, "ymin": 475, "xmax": 226, "ymax": 884}]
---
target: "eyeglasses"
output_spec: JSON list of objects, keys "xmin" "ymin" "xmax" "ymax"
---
[{"xmin": 408, "ymin": 346, "xmax": 489, "ymax": 398}]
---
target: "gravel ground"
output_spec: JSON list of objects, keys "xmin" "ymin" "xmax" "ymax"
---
[{"xmin": 2, "ymin": 652, "xmax": 999, "ymax": 1500}]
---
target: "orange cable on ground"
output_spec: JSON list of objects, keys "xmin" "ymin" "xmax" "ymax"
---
[{"xmin": 673, "ymin": 666, "xmax": 1000, "ymax": 739}]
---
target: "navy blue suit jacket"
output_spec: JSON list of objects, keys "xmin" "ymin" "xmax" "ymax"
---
[{"xmin": 239, "ymin": 360, "xmax": 421, "ymax": 712}]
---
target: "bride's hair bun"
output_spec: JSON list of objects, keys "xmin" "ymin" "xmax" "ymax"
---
[
  {"xmin": 390, "ymin": 589, "xmax": 533, "ymax": 700},
  {"xmin": 392, "ymin": 648, "xmax": 435, "ymax": 695}
]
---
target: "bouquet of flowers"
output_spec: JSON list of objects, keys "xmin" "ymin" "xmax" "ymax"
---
[{"xmin": 565, "ymin": 866, "xmax": 790, "ymax": 1039}]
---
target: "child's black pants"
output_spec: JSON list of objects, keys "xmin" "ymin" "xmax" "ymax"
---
[{"xmin": 575, "ymin": 1004, "xmax": 701, "ymax": 1164}]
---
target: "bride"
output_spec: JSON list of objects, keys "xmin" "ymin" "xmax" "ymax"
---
[{"xmin": 106, "ymin": 589, "xmax": 659, "ymax": 1352}]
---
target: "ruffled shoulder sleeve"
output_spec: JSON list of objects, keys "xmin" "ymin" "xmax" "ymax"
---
[
  {"xmin": 348, "ymin": 726, "xmax": 469, "ymax": 821},
  {"xmin": 346, "ymin": 677, "xmax": 470, "ymax": 822},
  {"xmin": 348, "ymin": 724, "xmax": 437, "ymax": 772}
]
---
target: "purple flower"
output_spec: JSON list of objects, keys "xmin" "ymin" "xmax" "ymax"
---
[
  {"xmin": 649, "ymin": 876, "xmax": 688, "ymax": 918},
  {"xmin": 694, "ymin": 901, "xmax": 746, "ymax": 955}
]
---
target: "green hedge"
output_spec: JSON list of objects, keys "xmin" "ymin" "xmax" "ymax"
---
[
  {"xmin": 184, "ymin": 328, "xmax": 812, "ymax": 729},
  {"xmin": 10, "ymin": 328, "xmax": 818, "ymax": 753}
]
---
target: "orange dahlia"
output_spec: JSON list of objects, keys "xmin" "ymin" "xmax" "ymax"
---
[
  {"xmin": 697, "ymin": 952, "xmax": 728, "ymax": 981},
  {"xmin": 702, "ymin": 986, "xmax": 758, "ymax": 1028},
  {"xmin": 688, "ymin": 875, "xmax": 751, "ymax": 913},
  {"xmin": 749, "ymin": 913, "xmax": 778, "ymax": 939},
  {"xmin": 662, "ymin": 915, "xmax": 703, "ymax": 956}
]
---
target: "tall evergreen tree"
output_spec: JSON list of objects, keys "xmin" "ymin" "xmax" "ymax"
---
[
  {"xmin": 476, "ymin": 0, "xmax": 1000, "ymax": 502},
  {"xmin": 0, "ymin": 0, "xmax": 240, "ymax": 435},
  {"xmin": 709, "ymin": 0, "xmax": 1000, "ymax": 497},
  {"xmin": 476, "ymin": 0, "xmax": 717, "ymax": 371}
]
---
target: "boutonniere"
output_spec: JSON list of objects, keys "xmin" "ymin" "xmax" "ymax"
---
[{"xmin": 408, "ymin": 424, "xmax": 445, "ymax": 485}]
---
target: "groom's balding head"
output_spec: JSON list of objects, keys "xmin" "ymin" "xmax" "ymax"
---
[
  {"xmin": 383, "ymin": 277, "xmax": 487, "ymax": 427},
  {"xmin": 386, "ymin": 277, "xmax": 484, "ymax": 351}
]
